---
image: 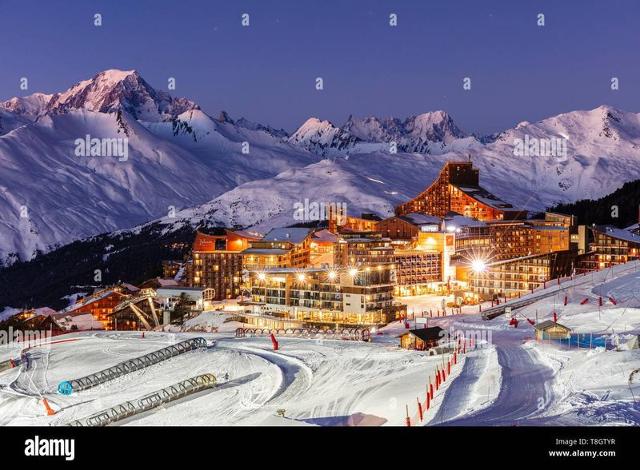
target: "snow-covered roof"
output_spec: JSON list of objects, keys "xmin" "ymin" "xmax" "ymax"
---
[
  {"xmin": 120, "ymin": 282, "xmax": 140, "ymax": 292},
  {"xmin": 262, "ymin": 227, "xmax": 313, "ymax": 244},
  {"xmin": 399, "ymin": 212, "xmax": 441, "ymax": 226},
  {"xmin": 33, "ymin": 307, "xmax": 58, "ymax": 317},
  {"xmin": 443, "ymin": 213, "xmax": 487, "ymax": 228},
  {"xmin": 534, "ymin": 320, "xmax": 571, "ymax": 331},
  {"xmin": 594, "ymin": 225, "xmax": 640, "ymax": 244},
  {"xmin": 61, "ymin": 288, "xmax": 123, "ymax": 313},
  {"xmin": 455, "ymin": 185, "xmax": 520, "ymax": 211},
  {"xmin": 232, "ymin": 229, "xmax": 263, "ymax": 240},
  {"xmin": 312, "ymin": 229, "xmax": 339, "ymax": 243}
]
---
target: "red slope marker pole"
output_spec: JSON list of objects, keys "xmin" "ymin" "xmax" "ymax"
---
[{"xmin": 42, "ymin": 398, "xmax": 56, "ymax": 416}]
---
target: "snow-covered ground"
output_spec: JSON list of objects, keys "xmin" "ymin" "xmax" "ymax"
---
[
  {"xmin": 0, "ymin": 330, "xmax": 474, "ymax": 426},
  {"xmin": 1, "ymin": 262, "xmax": 639, "ymax": 426}
]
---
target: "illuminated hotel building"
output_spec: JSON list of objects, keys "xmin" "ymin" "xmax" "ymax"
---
[
  {"xmin": 328, "ymin": 212, "xmax": 381, "ymax": 234},
  {"xmin": 377, "ymin": 213, "xmax": 442, "ymax": 240},
  {"xmin": 241, "ymin": 227, "xmax": 314, "ymax": 271},
  {"xmin": 446, "ymin": 213, "xmax": 573, "ymax": 262},
  {"xmin": 247, "ymin": 265, "xmax": 403, "ymax": 326},
  {"xmin": 309, "ymin": 229, "xmax": 340, "ymax": 267},
  {"xmin": 335, "ymin": 233, "xmax": 395, "ymax": 266},
  {"xmin": 465, "ymin": 250, "xmax": 576, "ymax": 299},
  {"xmin": 585, "ymin": 225, "xmax": 640, "ymax": 269},
  {"xmin": 187, "ymin": 229, "xmax": 260, "ymax": 300},
  {"xmin": 59, "ymin": 287, "xmax": 129, "ymax": 329},
  {"xmin": 374, "ymin": 213, "xmax": 457, "ymax": 295},
  {"xmin": 395, "ymin": 161, "xmax": 527, "ymax": 221}
]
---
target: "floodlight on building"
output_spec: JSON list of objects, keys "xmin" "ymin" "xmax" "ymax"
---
[
  {"xmin": 471, "ymin": 259, "xmax": 487, "ymax": 273},
  {"xmin": 348, "ymin": 268, "xmax": 358, "ymax": 277},
  {"xmin": 297, "ymin": 273, "xmax": 306, "ymax": 282},
  {"xmin": 327, "ymin": 270, "xmax": 337, "ymax": 281},
  {"xmin": 447, "ymin": 225, "xmax": 457, "ymax": 233},
  {"xmin": 257, "ymin": 272, "xmax": 266, "ymax": 281}
]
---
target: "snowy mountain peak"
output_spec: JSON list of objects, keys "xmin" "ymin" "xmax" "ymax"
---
[
  {"xmin": 0, "ymin": 92, "xmax": 53, "ymax": 120},
  {"xmin": 288, "ymin": 117, "xmax": 358, "ymax": 155},
  {"xmin": 43, "ymin": 69, "xmax": 199, "ymax": 121},
  {"xmin": 290, "ymin": 110, "xmax": 469, "ymax": 155},
  {"xmin": 407, "ymin": 110, "xmax": 465, "ymax": 139}
]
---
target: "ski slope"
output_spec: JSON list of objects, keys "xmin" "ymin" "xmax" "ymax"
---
[
  {"xmin": 1, "ymin": 262, "xmax": 639, "ymax": 426},
  {"xmin": 0, "ymin": 330, "xmax": 469, "ymax": 426}
]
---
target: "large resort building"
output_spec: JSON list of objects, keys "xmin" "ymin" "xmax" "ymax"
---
[
  {"xmin": 32, "ymin": 159, "xmax": 631, "ymax": 333},
  {"xmin": 584, "ymin": 225, "xmax": 640, "ymax": 269},
  {"xmin": 241, "ymin": 227, "xmax": 314, "ymax": 270},
  {"xmin": 246, "ymin": 265, "xmax": 403, "ymax": 327},
  {"xmin": 179, "ymin": 159, "xmax": 618, "ymax": 325},
  {"xmin": 187, "ymin": 229, "xmax": 261, "ymax": 300},
  {"xmin": 464, "ymin": 251, "xmax": 577, "ymax": 300},
  {"xmin": 395, "ymin": 161, "xmax": 527, "ymax": 221}
]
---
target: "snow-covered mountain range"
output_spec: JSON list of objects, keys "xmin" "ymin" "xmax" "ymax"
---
[
  {"xmin": 1, "ymin": 68, "xmax": 640, "ymax": 265},
  {"xmin": 0, "ymin": 70, "xmax": 315, "ymax": 265},
  {"xmin": 288, "ymin": 110, "xmax": 472, "ymax": 156},
  {"xmin": 140, "ymin": 105, "xmax": 640, "ymax": 237}
]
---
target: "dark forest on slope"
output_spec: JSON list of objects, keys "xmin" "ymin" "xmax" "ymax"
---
[{"xmin": 548, "ymin": 179, "xmax": 640, "ymax": 228}]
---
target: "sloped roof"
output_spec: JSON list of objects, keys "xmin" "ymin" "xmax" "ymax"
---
[
  {"xmin": 404, "ymin": 326, "xmax": 445, "ymax": 341},
  {"xmin": 262, "ymin": 227, "xmax": 313, "ymax": 243},
  {"xmin": 456, "ymin": 185, "xmax": 521, "ymax": 211},
  {"xmin": 61, "ymin": 289, "xmax": 124, "ymax": 313},
  {"xmin": 312, "ymin": 229, "xmax": 339, "ymax": 243},
  {"xmin": 232, "ymin": 229, "xmax": 263, "ymax": 240},
  {"xmin": 594, "ymin": 225, "xmax": 640, "ymax": 244},
  {"xmin": 443, "ymin": 213, "xmax": 487, "ymax": 228},
  {"xmin": 399, "ymin": 213, "xmax": 441, "ymax": 226},
  {"xmin": 534, "ymin": 320, "xmax": 571, "ymax": 331}
]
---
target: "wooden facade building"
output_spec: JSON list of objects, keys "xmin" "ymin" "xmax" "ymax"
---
[{"xmin": 395, "ymin": 161, "xmax": 526, "ymax": 221}]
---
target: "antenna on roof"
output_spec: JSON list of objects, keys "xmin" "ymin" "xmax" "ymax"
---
[{"xmin": 468, "ymin": 153, "xmax": 471, "ymax": 162}]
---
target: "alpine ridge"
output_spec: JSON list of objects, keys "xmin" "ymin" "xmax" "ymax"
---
[{"xmin": 1, "ymin": 69, "xmax": 640, "ymax": 267}]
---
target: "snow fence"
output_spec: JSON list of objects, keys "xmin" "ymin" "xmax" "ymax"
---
[
  {"xmin": 67, "ymin": 373, "xmax": 217, "ymax": 426},
  {"xmin": 57, "ymin": 337, "xmax": 207, "ymax": 395}
]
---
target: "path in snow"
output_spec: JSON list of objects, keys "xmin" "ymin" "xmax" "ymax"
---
[
  {"xmin": 431, "ymin": 351, "xmax": 489, "ymax": 424},
  {"xmin": 439, "ymin": 338, "xmax": 554, "ymax": 426}
]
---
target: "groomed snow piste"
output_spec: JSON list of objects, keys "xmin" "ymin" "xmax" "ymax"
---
[{"xmin": 1, "ymin": 262, "xmax": 639, "ymax": 426}]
